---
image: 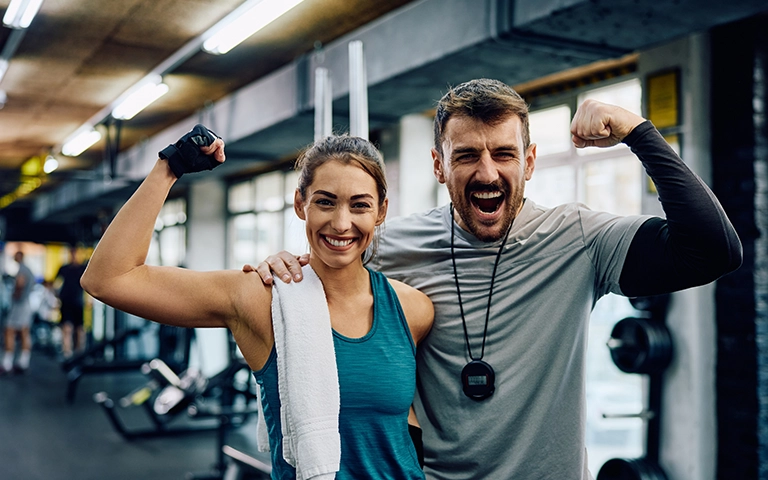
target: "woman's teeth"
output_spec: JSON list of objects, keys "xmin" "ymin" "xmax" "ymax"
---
[{"xmin": 325, "ymin": 236, "xmax": 353, "ymax": 247}]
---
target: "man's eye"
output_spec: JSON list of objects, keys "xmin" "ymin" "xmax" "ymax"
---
[{"xmin": 455, "ymin": 155, "xmax": 475, "ymax": 163}]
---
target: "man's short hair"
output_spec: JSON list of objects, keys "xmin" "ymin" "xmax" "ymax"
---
[{"xmin": 433, "ymin": 78, "xmax": 530, "ymax": 156}]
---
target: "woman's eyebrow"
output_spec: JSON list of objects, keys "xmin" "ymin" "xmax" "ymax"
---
[
  {"xmin": 351, "ymin": 193, "xmax": 374, "ymax": 200},
  {"xmin": 313, "ymin": 190, "xmax": 336, "ymax": 198},
  {"xmin": 313, "ymin": 191, "xmax": 374, "ymax": 200}
]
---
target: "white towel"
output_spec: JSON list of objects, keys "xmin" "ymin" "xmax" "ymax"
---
[
  {"xmin": 255, "ymin": 386, "xmax": 270, "ymax": 452},
  {"xmin": 268, "ymin": 264, "xmax": 341, "ymax": 480}
]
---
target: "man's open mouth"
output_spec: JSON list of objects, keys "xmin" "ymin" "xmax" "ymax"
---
[{"xmin": 470, "ymin": 190, "xmax": 504, "ymax": 214}]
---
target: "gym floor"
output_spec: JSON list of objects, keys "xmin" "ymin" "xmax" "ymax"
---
[{"xmin": 0, "ymin": 352, "xmax": 261, "ymax": 480}]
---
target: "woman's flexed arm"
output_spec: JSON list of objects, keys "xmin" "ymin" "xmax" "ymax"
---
[{"xmin": 81, "ymin": 128, "xmax": 271, "ymax": 338}]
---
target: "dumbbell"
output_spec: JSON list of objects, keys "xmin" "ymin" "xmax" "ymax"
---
[
  {"xmin": 129, "ymin": 358, "xmax": 208, "ymax": 415},
  {"xmin": 153, "ymin": 367, "xmax": 208, "ymax": 416},
  {"xmin": 597, "ymin": 457, "xmax": 668, "ymax": 480},
  {"xmin": 629, "ymin": 294, "xmax": 670, "ymax": 317},
  {"xmin": 607, "ymin": 317, "xmax": 673, "ymax": 374}
]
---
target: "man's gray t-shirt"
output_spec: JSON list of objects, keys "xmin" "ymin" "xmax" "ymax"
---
[{"xmin": 371, "ymin": 199, "xmax": 649, "ymax": 480}]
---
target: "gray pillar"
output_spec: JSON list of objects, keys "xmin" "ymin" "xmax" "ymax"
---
[
  {"xmin": 637, "ymin": 33, "xmax": 716, "ymax": 480},
  {"xmin": 398, "ymin": 113, "xmax": 438, "ymax": 217},
  {"xmin": 186, "ymin": 178, "xmax": 230, "ymax": 377}
]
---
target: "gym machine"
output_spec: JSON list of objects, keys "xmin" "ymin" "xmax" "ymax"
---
[
  {"xmin": 61, "ymin": 325, "xmax": 146, "ymax": 403},
  {"xmin": 185, "ymin": 398, "xmax": 266, "ymax": 480},
  {"xmin": 218, "ymin": 445, "xmax": 272, "ymax": 480},
  {"xmin": 597, "ymin": 294, "xmax": 673, "ymax": 480},
  {"xmin": 94, "ymin": 355, "xmax": 257, "ymax": 441},
  {"xmin": 63, "ymin": 317, "xmax": 194, "ymax": 403}
]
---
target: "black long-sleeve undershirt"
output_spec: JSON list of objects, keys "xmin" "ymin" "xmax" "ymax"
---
[{"xmin": 618, "ymin": 121, "xmax": 742, "ymax": 297}]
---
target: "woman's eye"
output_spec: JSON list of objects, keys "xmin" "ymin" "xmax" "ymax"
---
[
  {"xmin": 352, "ymin": 202, "xmax": 371, "ymax": 209},
  {"xmin": 315, "ymin": 198, "xmax": 333, "ymax": 206}
]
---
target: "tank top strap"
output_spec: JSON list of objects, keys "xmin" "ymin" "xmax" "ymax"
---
[{"xmin": 367, "ymin": 267, "xmax": 416, "ymax": 356}]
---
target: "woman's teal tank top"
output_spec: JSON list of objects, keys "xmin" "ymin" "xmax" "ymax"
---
[{"xmin": 253, "ymin": 267, "xmax": 424, "ymax": 479}]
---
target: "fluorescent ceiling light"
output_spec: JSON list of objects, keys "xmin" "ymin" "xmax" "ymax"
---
[
  {"xmin": 0, "ymin": 59, "xmax": 9, "ymax": 84},
  {"xmin": 202, "ymin": 0, "xmax": 305, "ymax": 55},
  {"xmin": 62, "ymin": 127, "xmax": 101, "ymax": 157},
  {"xmin": 43, "ymin": 155, "xmax": 58, "ymax": 173},
  {"xmin": 3, "ymin": 0, "xmax": 44, "ymax": 29},
  {"xmin": 112, "ymin": 78, "xmax": 170, "ymax": 120}
]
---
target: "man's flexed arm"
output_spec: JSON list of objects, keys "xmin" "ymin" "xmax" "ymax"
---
[{"xmin": 570, "ymin": 100, "xmax": 742, "ymax": 296}]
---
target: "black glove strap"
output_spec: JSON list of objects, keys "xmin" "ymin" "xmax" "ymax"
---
[
  {"xmin": 158, "ymin": 124, "xmax": 221, "ymax": 178},
  {"xmin": 159, "ymin": 144, "xmax": 185, "ymax": 178}
]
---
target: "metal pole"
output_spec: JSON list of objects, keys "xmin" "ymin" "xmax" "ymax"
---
[
  {"xmin": 348, "ymin": 40, "xmax": 368, "ymax": 140},
  {"xmin": 314, "ymin": 67, "xmax": 332, "ymax": 142}
]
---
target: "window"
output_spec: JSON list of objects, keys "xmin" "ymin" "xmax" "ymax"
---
[
  {"xmin": 577, "ymin": 79, "xmax": 643, "ymax": 157},
  {"xmin": 255, "ymin": 171, "xmax": 284, "ymax": 212},
  {"xmin": 527, "ymin": 78, "xmax": 645, "ymax": 473},
  {"xmin": 148, "ymin": 198, "xmax": 186, "ymax": 267},
  {"xmin": 228, "ymin": 181, "xmax": 254, "ymax": 213},
  {"xmin": 227, "ymin": 170, "xmax": 303, "ymax": 269},
  {"xmin": 529, "ymin": 104, "xmax": 573, "ymax": 157}
]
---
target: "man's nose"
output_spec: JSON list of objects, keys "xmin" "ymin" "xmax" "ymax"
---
[{"xmin": 474, "ymin": 152, "xmax": 499, "ymax": 184}]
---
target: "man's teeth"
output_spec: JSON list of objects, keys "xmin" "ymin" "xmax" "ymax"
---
[
  {"xmin": 472, "ymin": 191, "xmax": 502, "ymax": 199},
  {"xmin": 325, "ymin": 236, "xmax": 353, "ymax": 247}
]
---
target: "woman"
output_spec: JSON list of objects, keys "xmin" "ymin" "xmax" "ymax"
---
[{"xmin": 81, "ymin": 127, "xmax": 433, "ymax": 479}]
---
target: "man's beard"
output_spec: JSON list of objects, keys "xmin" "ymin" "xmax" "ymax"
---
[{"xmin": 449, "ymin": 179, "xmax": 523, "ymax": 242}]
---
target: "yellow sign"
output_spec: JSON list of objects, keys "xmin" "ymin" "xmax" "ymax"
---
[
  {"xmin": 21, "ymin": 156, "xmax": 44, "ymax": 176},
  {"xmin": 647, "ymin": 70, "xmax": 679, "ymax": 129},
  {"xmin": 1, "ymin": 155, "xmax": 51, "ymax": 209}
]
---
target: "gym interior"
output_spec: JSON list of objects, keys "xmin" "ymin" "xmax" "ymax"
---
[{"xmin": 0, "ymin": 1, "xmax": 766, "ymax": 479}]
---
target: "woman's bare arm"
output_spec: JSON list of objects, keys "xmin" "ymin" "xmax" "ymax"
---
[{"xmin": 81, "ymin": 141, "xmax": 272, "ymax": 347}]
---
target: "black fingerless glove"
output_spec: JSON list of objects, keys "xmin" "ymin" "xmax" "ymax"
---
[{"xmin": 159, "ymin": 124, "xmax": 221, "ymax": 178}]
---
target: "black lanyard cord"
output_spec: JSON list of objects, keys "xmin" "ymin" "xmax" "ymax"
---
[{"xmin": 450, "ymin": 204, "xmax": 512, "ymax": 361}]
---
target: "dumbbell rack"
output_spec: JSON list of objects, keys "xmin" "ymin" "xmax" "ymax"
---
[{"xmin": 597, "ymin": 294, "xmax": 673, "ymax": 480}]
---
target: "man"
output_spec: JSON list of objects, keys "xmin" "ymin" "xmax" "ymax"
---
[
  {"xmin": 55, "ymin": 246, "xmax": 88, "ymax": 358},
  {"xmin": 2, "ymin": 251, "xmax": 36, "ymax": 374},
  {"xmin": 251, "ymin": 79, "xmax": 742, "ymax": 479}
]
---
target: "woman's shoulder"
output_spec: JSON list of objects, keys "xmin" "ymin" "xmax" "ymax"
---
[
  {"xmin": 385, "ymin": 277, "xmax": 433, "ymax": 340},
  {"xmin": 386, "ymin": 277, "xmax": 424, "ymax": 299}
]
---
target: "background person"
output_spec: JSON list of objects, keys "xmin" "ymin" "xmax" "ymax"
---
[
  {"xmin": 55, "ymin": 246, "xmax": 88, "ymax": 358},
  {"xmin": 2, "ymin": 251, "xmax": 36, "ymax": 374},
  {"xmin": 250, "ymin": 79, "xmax": 742, "ymax": 479},
  {"xmin": 80, "ymin": 126, "xmax": 433, "ymax": 479}
]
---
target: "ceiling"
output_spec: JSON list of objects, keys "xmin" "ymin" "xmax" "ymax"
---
[
  {"xmin": 0, "ymin": 0, "xmax": 415, "ymax": 207},
  {"xmin": 0, "ymin": 0, "xmax": 767, "ymax": 244}
]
